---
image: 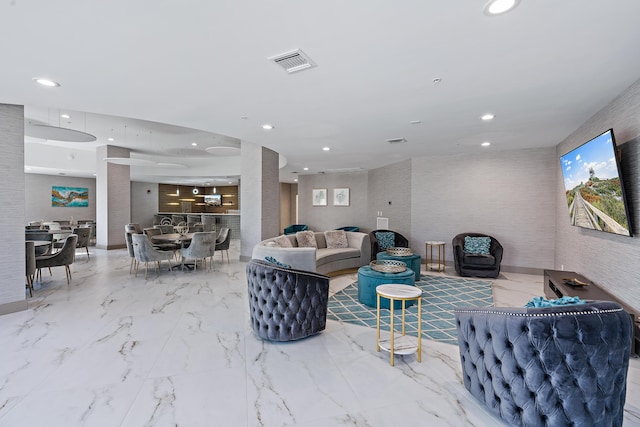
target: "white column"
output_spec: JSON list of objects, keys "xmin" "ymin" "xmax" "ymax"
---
[
  {"xmin": 96, "ymin": 145, "xmax": 131, "ymax": 249},
  {"xmin": 0, "ymin": 104, "xmax": 27, "ymax": 314}
]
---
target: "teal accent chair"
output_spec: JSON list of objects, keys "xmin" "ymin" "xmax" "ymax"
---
[{"xmin": 283, "ymin": 224, "xmax": 308, "ymax": 235}]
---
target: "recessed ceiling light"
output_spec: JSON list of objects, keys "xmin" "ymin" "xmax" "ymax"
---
[
  {"xmin": 33, "ymin": 77, "xmax": 60, "ymax": 87},
  {"xmin": 262, "ymin": 124, "xmax": 274, "ymax": 130},
  {"xmin": 432, "ymin": 77, "xmax": 442, "ymax": 84},
  {"xmin": 483, "ymin": 0, "xmax": 520, "ymax": 16},
  {"xmin": 191, "ymin": 142, "xmax": 197, "ymax": 146},
  {"xmin": 303, "ymin": 167, "xmax": 309, "ymax": 171},
  {"xmin": 107, "ymin": 137, "xmax": 115, "ymax": 142},
  {"xmin": 322, "ymin": 147, "xmax": 331, "ymax": 151},
  {"xmin": 481, "ymin": 114, "xmax": 495, "ymax": 121},
  {"xmin": 481, "ymin": 142, "xmax": 491, "ymax": 147},
  {"xmin": 410, "ymin": 120, "xmax": 421, "ymax": 125},
  {"xmin": 60, "ymin": 114, "xmax": 71, "ymax": 119},
  {"xmin": 228, "ymin": 181, "xmax": 233, "ymax": 184},
  {"xmin": 294, "ymin": 179, "xmax": 298, "ymax": 182}
]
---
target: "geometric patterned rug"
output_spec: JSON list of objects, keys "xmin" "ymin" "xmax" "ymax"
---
[{"xmin": 327, "ymin": 274, "xmax": 494, "ymax": 345}]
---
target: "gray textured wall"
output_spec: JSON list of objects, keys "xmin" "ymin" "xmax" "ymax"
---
[
  {"xmin": 24, "ymin": 174, "xmax": 96, "ymax": 224},
  {"xmin": 555, "ymin": 78, "xmax": 640, "ymax": 312},
  {"xmin": 96, "ymin": 145, "xmax": 131, "ymax": 249},
  {"xmin": 410, "ymin": 148, "xmax": 557, "ymax": 271},
  {"xmin": 367, "ymin": 159, "xmax": 411, "ymax": 237},
  {"xmin": 0, "ymin": 104, "xmax": 26, "ymax": 313},
  {"xmin": 298, "ymin": 172, "xmax": 368, "ymax": 231},
  {"xmin": 131, "ymin": 181, "xmax": 158, "ymax": 229}
]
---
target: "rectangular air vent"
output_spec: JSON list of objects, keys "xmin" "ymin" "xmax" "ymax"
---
[{"xmin": 269, "ymin": 49, "xmax": 316, "ymax": 73}]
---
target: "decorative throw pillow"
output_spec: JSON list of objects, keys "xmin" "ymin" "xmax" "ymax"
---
[
  {"xmin": 524, "ymin": 296, "xmax": 585, "ymax": 308},
  {"xmin": 324, "ymin": 230, "xmax": 348, "ymax": 249},
  {"xmin": 296, "ymin": 230, "xmax": 317, "ymax": 248},
  {"xmin": 274, "ymin": 235, "xmax": 293, "ymax": 248},
  {"xmin": 264, "ymin": 256, "xmax": 291, "ymax": 269},
  {"xmin": 375, "ymin": 232, "xmax": 395, "ymax": 250},
  {"xmin": 464, "ymin": 236, "xmax": 491, "ymax": 254}
]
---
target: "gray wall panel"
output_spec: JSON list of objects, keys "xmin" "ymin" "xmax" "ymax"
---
[
  {"xmin": 24, "ymin": 174, "xmax": 96, "ymax": 223},
  {"xmin": 367, "ymin": 159, "xmax": 412, "ymax": 237},
  {"xmin": 555, "ymin": 78, "xmax": 640, "ymax": 311}
]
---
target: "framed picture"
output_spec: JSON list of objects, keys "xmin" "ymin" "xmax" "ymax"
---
[
  {"xmin": 52, "ymin": 186, "xmax": 89, "ymax": 207},
  {"xmin": 312, "ymin": 188, "xmax": 327, "ymax": 206},
  {"xmin": 333, "ymin": 188, "xmax": 350, "ymax": 206}
]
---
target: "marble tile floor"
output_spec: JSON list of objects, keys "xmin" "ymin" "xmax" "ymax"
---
[{"xmin": 1, "ymin": 244, "xmax": 638, "ymax": 426}]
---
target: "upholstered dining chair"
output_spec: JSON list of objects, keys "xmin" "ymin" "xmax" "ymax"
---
[
  {"xmin": 154, "ymin": 224, "xmax": 175, "ymax": 234},
  {"xmin": 35, "ymin": 234, "xmax": 78, "ymax": 285},
  {"xmin": 25, "ymin": 241, "xmax": 36, "ymax": 297},
  {"xmin": 72, "ymin": 227, "xmax": 91, "ymax": 259},
  {"xmin": 180, "ymin": 231, "xmax": 215, "ymax": 271},
  {"xmin": 125, "ymin": 223, "xmax": 143, "ymax": 234},
  {"xmin": 215, "ymin": 228, "xmax": 231, "ymax": 263},
  {"xmin": 124, "ymin": 231, "xmax": 137, "ymax": 274},
  {"xmin": 246, "ymin": 259, "xmax": 330, "ymax": 341},
  {"xmin": 25, "ymin": 231, "xmax": 54, "ymax": 257},
  {"xmin": 131, "ymin": 233, "xmax": 174, "ymax": 279},
  {"xmin": 454, "ymin": 300, "xmax": 633, "ymax": 427},
  {"xmin": 369, "ymin": 229, "xmax": 409, "ymax": 261}
]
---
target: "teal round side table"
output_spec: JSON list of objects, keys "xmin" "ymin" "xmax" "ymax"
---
[
  {"xmin": 376, "ymin": 251, "xmax": 421, "ymax": 281},
  {"xmin": 357, "ymin": 266, "xmax": 415, "ymax": 309}
]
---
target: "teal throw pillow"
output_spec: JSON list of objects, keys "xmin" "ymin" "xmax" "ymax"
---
[
  {"xmin": 264, "ymin": 256, "xmax": 291, "ymax": 269},
  {"xmin": 524, "ymin": 296, "xmax": 585, "ymax": 308},
  {"xmin": 464, "ymin": 236, "xmax": 491, "ymax": 254},
  {"xmin": 375, "ymin": 232, "xmax": 395, "ymax": 250}
]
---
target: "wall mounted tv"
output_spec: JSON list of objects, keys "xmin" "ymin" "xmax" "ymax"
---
[
  {"xmin": 204, "ymin": 194, "xmax": 222, "ymax": 207},
  {"xmin": 559, "ymin": 128, "xmax": 632, "ymax": 237}
]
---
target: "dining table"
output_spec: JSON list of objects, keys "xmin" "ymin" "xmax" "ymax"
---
[{"xmin": 150, "ymin": 233, "xmax": 194, "ymax": 247}]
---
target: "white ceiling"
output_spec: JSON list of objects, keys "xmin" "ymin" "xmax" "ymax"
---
[{"xmin": 3, "ymin": 0, "xmax": 640, "ymax": 184}]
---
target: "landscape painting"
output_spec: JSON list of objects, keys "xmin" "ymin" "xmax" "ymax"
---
[{"xmin": 52, "ymin": 186, "xmax": 89, "ymax": 207}]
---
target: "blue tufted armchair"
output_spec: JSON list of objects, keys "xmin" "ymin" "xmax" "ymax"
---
[
  {"xmin": 246, "ymin": 259, "xmax": 330, "ymax": 341},
  {"xmin": 454, "ymin": 300, "xmax": 633, "ymax": 427}
]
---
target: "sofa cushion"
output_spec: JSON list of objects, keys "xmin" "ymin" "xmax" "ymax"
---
[
  {"xmin": 375, "ymin": 231, "xmax": 395, "ymax": 250},
  {"xmin": 274, "ymin": 235, "xmax": 293, "ymax": 248},
  {"xmin": 464, "ymin": 236, "xmax": 491, "ymax": 254},
  {"xmin": 324, "ymin": 230, "xmax": 348, "ymax": 249},
  {"xmin": 296, "ymin": 230, "xmax": 317, "ymax": 248},
  {"xmin": 316, "ymin": 248, "xmax": 361, "ymax": 267},
  {"xmin": 462, "ymin": 253, "xmax": 495, "ymax": 266}
]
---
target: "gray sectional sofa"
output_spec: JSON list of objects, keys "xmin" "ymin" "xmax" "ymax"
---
[{"xmin": 252, "ymin": 231, "xmax": 371, "ymax": 274}]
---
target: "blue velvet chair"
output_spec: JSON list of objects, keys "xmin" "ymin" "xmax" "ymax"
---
[
  {"xmin": 454, "ymin": 300, "xmax": 633, "ymax": 427},
  {"xmin": 246, "ymin": 259, "xmax": 329, "ymax": 341},
  {"xmin": 283, "ymin": 224, "xmax": 308, "ymax": 235}
]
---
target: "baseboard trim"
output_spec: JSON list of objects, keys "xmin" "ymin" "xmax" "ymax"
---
[{"xmin": 0, "ymin": 299, "xmax": 28, "ymax": 316}]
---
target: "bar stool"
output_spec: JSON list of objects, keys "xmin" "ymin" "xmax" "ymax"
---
[{"xmin": 376, "ymin": 284, "xmax": 423, "ymax": 366}]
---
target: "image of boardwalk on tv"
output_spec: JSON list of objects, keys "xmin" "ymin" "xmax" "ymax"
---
[{"xmin": 560, "ymin": 130, "xmax": 631, "ymax": 237}]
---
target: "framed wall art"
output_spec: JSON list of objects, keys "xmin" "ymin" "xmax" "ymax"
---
[
  {"xmin": 312, "ymin": 188, "xmax": 327, "ymax": 206},
  {"xmin": 52, "ymin": 186, "xmax": 89, "ymax": 207},
  {"xmin": 333, "ymin": 188, "xmax": 350, "ymax": 206}
]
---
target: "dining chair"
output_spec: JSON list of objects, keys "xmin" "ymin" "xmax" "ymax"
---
[
  {"xmin": 215, "ymin": 228, "xmax": 231, "ymax": 263},
  {"xmin": 131, "ymin": 233, "xmax": 174, "ymax": 279},
  {"xmin": 180, "ymin": 231, "xmax": 215, "ymax": 271},
  {"xmin": 25, "ymin": 241, "xmax": 36, "ymax": 297},
  {"xmin": 35, "ymin": 234, "xmax": 78, "ymax": 285},
  {"xmin": 154, "ymin": 224, "xmax": 174, "ymax": 234},
  {"xmin": 25, "ymin": 231, "xmax": 54, "ymax": 257},
  {"xmin": 125, "ymin": 223, "xmax": 143, "ymax": 234},
  {"xmin": 72, "ymin": 227, "xmax": 91, "ymax": 259},
  {"xmin": 125, "ymin": 231, "xmax": 138, "ymax": 274}
]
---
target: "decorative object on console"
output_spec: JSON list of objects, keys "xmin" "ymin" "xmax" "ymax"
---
[
  {"xmin": 455, "ymin": 300, "xmax": 633, "ymax": 426},
  {"xmin": 452, "ymin": 233, "xmax": 503, "ymax": 278},
  {"xmin": 296, "ymin": 230, "xmax": 317, "ymax": 248}
]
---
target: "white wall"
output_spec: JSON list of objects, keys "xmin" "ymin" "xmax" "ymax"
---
[
  {"xmin": 555, "ymin": 78, "xmax": 640, "ymax": 312},
  {"xmin": 24, "ymin": 174, "xmax": 96, "ymax": 224}
]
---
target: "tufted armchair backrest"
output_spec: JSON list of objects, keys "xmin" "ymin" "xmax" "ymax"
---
[
  {"xmin": 455, "ymin": 301, "xmax": 633, "ymax": 427},
  {"xmin": 246, "ymin": 259, "xmax": 330, "ymax": 341}
]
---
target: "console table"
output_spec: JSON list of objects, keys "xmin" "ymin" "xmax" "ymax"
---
[{"xmin": 544, "ymin": 269, "xmax": 640, "ymax": 355}]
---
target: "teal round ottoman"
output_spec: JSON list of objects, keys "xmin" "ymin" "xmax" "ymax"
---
[
  {"xmin": 376, "ymin": 252, "xmax": 422, "ymax": 281},
  {"xmin": 357, "ymin": 266, "xmax": 416, "ymax": 309}
]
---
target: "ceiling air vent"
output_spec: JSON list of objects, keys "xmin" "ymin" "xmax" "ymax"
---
[
  {"xmin": 269, "ymin": 49, "xmax": 316, "ymax": 73},
  {"xmin": 386, "ymin": 137, "xmax": 407, "ymax": 144}
]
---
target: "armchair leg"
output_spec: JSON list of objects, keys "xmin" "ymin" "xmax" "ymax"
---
[
  {"xmin": 65, "ymin": 265, "xmax": 71, "ymax": 285},
  {"xmin": 85, "ymin": 247, "xmax": 90, "ymax": 259}
]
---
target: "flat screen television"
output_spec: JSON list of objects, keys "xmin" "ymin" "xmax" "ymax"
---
[
  {"xmin": 204, "ymin": 194, "xmax": 222, "ymax": 207},
  {"xmin": 559, "ymin": 128, "xmax": 632, "ymax": 236}
]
